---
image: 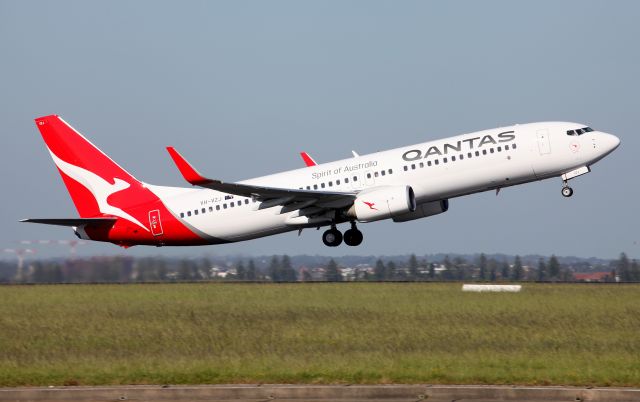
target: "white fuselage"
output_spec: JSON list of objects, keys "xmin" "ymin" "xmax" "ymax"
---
[{"xmin": 148, "ymin": 122, "xmax": 619, "ymax": 244}]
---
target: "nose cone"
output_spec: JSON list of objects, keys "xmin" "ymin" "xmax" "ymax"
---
[{"xmin": 601, "ymin": 133, "xmax": 621, "ymax": 153}]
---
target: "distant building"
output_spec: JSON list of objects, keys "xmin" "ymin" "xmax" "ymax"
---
[{"xmin": 573, "ymin": 272, "xmax": 611, "ymax": 282}]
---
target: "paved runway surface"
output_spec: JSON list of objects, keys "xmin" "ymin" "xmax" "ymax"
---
[{"xmin": 1, "ymin": 384, "xmax": 639, "ymax": 402}]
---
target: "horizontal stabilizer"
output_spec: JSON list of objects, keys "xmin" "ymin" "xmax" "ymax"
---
[{"xmin": 20, "ymin": 218, "xmax": 117, "ymax": 227}]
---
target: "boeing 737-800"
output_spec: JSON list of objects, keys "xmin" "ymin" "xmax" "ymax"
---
[{"xmin": 22, "ymin": 115, "xmax": 619, "ymax": 247}]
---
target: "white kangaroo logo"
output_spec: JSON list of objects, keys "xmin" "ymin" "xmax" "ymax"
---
[{"xmin": 49, "ymin": 150, "xmax": 149, "ymax": 232}]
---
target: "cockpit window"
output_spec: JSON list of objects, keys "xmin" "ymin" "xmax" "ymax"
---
[{"xmin": 567, "ymin": 127, "xmax": 594, "ymax": 136}]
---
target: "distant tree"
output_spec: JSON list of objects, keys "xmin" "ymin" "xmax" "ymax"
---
[
  {"xmin": 325, "ymin": 259, "xmax": 342, "ymax": 282},
  {"xmin": 454, "ymin": 256, "xmax": 467, "ymax": 280},
  {"xmin": 374, "ymin": 259, "xmax": 386, "ymax": 281},
  {"xmin": 511, "ymin": 255, "xmax": 524, "ymax": 281},
  {"xmin": 631, "ymin": 260, "xmax": 640, "ymax": 282},
  {"xmin": 489, "ymin": 263, "xmax": 497, "ymax": 282},
  {"xmin": 617, "ymin": 252, "xmax": 631, "ymax": 282},
  {"xmin": 537, "ymin": 258, "xmax": 547, "ymax": 281},
  {"xmin": 236, "ymin": 261, "xmax": 246, "ymax": 280},
  {"xmin": 500, "ymin": 261, "xmax": 510, "ymax": 280},
  {"xmin": 478, "ymin": 253, "xmax": 488, "ymax": 281},
  {"xmin": 428, "ymin": 262, "xmax": 436, "ymax": 279},
  {"xmin": 548, "ymin": 255, "xmax": 560, "ymax": 280},
  {"xmin": 408, "ymin": 254, "xmax": 419, "ymax": 280},
  {"xmin": 442, "ymin": 255, "xmax": 453, "ymax": 280},
  {"xmin": 156, "ymin": 259, "xmax": 167, "ymax": 281},
  {"xmin": 386, "ymin": 261, "xmax": 397, "ymax": 280},
  {"xmin": 268, "ymin": 256, "xmax": 281, "ymax": 281},
  {"xmin": 281, "ymin": 255, "xmax": 297, "ymax": 282},
  {"xmin": 302, "ymin": 269, "xmax": 312, "ymax": 282},
  {"xmin": 178, "ymin": 259, "xmax": 192, "ymax": 280},
  {"xmin": 247, "ymin": 259, "xmax": 257, "ymax": 280}
]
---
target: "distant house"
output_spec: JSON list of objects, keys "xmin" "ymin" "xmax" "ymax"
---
[{"xmin": 573, "ymin": 272, "xmax": 611, "ymax": 282}]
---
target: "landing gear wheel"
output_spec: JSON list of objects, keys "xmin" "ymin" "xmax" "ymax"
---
[
  {"xmin": 322, "ymin": 228, "xmax": 343, "ymax": 247},
  {"xmin": 561, "ymin": 186, "xmax": 574, "ymax": 197},
  {"xmin": 344, "ymin": 228, "xmax": 364, "ymax": 247}
]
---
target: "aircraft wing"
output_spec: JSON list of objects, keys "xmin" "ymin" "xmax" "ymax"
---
[
  {"xmin": 166, "ymin": 147, "xmax": 356, "ymax": 211},
  {"xmin": 20, "ymin": 218, "xmax": 117, "ymax": 227}
]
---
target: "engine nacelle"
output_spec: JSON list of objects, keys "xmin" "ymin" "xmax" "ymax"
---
[
  {"xmin": 392, "ymin": 199, "xmax": 449, "ymax": 222},
  {"xmin": 347, "ymin": 185, "xmax": 416, "ymax": 222}
]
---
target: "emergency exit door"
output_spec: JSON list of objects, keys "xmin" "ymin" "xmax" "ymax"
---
[{"xmin": 536, "ymin": 129, "xmax": 551, "ymax": 155}]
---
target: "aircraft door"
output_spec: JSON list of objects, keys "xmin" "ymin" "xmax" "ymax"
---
[
  {"xmin": 536, "ymin": 129, "xmax": 551, "ymax": 155},
  {"xmin": 364, "ymin": 170, "xmax": 375, "ymax": 186},
  {"xmin": 148, "ymin": 209, "xmax": 164, "ymax": 236},
  {"xmin": 351, "ymin": 173, "xmax": 364, "ymax": 190}
]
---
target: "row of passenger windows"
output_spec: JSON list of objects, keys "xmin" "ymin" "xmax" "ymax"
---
[
  {"xmin": 402, "ymin": 143, "xmax": 517, "ymax": 171},
  {"xmin": 180, "ymin": 144, "xmax": 518, "ymax": 219},
  {"xmin": 180, "ymin": 198, "xmax": 254, "ymax": 218},
  {"xmin": 297, "ymin": 169, "xmax": 394, "ymax": 191},
  {"xmin": 567, "ymin": 127, "xmax": 594, "ymax": 136}
]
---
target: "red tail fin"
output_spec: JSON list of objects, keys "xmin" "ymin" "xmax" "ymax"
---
[{"xmin": 34, "ymin": 115, "xmax": 146, "ymax": 226}]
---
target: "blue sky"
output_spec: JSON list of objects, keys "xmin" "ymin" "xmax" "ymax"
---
[{"xmin": 1, "ymin": 1, "xmax": 638, "ymax": 259}]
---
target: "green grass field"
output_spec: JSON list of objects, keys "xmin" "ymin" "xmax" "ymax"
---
[{"xmin": 0, "ymin": 283, "xmax": 639, "ymax": 387}]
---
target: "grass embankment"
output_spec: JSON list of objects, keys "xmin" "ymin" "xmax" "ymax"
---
[{"xmin": 0, "ymin": 283, "xmax": 639, "ymax": 386}]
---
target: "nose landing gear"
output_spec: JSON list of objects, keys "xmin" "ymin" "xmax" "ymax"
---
[
  {"xmin": 561, "ymin": 180, "xmax": 574, "ymax": 198},
  {"xmin": 321, "ymin": 222, "xmax": 364, "ymax": 247}
]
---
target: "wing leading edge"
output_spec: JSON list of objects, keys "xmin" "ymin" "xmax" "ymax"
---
[{"xmin": 165, "ymin": 147, "xmax": 356, "ymax": 213}]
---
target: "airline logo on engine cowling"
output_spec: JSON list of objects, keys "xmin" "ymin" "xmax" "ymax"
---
[
  {"xmin": 402, "ymin": 131, "xmax": 515, "ymax": 161},
  {"xmin": 363, "ymin": 201, "xmax": 378, "ymax": 211}
]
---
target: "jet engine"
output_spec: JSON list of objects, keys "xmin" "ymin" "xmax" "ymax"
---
[
  {"xmin": 392, "ymin": 199, "xmax": 449, "ymax": 222},
  {"xmin": 347, "ymin": 185, "xmax": 416, "ymax": 222}
]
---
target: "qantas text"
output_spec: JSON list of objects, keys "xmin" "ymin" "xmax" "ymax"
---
[{"xmin": 402, "ymin": 131, "xmax": 515, "ymax": 161}]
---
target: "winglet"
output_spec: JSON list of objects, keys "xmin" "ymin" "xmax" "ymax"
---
[
  {"xmin": 166, "ymin": 147, "xmax": 211, "ymax": 185},
  {"xmin": 300, "ymin": 152, "xmax": 317, "ymax": 167}
]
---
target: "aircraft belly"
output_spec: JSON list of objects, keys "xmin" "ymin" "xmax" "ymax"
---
[{"xmin": 195, "ymin": 208, "xmax": 293, "ymax": 242}]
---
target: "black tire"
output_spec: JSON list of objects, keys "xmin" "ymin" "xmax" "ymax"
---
[
  {"xmin": 561, "ymin": 187, "xmax": 573, "ymax": 197},
  {"xmin": 343, "ymin": 228, "xmax": 363, "ymax": 246},
  {"xmin": 322, "ymin": 228, "xmax": 343, "ymax": 247}
]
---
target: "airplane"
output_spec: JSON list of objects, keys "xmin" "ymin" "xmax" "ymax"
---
[{"xmin": 22, "ymin": 115, "xmax": 620, "ymax": 248}]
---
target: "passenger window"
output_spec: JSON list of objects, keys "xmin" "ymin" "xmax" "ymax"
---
[
  {"xmin": 345, "ymin": 178, "xmax": 349, "ymax": 183},
  {"xmin": 427, "ymin": 160, "xmax": 432, "ymax": 166},
  {"xmin": 353, "ymin": 176, "xmax": 358, "ymax": 181},
  {"xmin": 388, "ymin": 169, "xmax": 393, "ymax": 174},
  {"xmin": 374, "ymin": 172, "xmax": 378, "ymax": 177},
  {"xmin": 497, "ymin": 146, "xmax": 502, "ymax": 152},
  {"xmin": 216, "ymin": 205, "xmax": 220, "ymax": 210},
  {"xmin": 468, "ymin": 152, "xmax": 472, "ymax": 158},
  {"xmin": 194, "ymin": 210, "xmax": 198, "ymax": 215},
  {"xmin": 475, "ymin": 151, "xmax": 480, "ymax": 156},
  {"xmin": 451, "ymin": 156, "xmax": 456, "ymax": 161},
  {"xmin": 245, "ymin": 199, "xmax": 249, "ymax": 204},
  {"xmin": 459, "ymin": 154, "xmax": 464, "ymax": 160},
  {"xmin": 482, "ymin": 149, "xmax": 487, "ymax": 155},
  {"xmin": 419, "ymin": 162, "xmax": 423, "ymax": 168},
  {"xmin": 403, "ymin": 166, "xmax": 408, "ymax": 171},
  {"xmin": 380, "ymin": 171, "xmax": 385, "ymax": 176},
  {"xmin": 513, "ymin": 144, "xmax": 517, "ymax": 149},
  {"xmin": 411, "ymin": 164, "xmax": 416, "ymax": 170},
  {"xmin": 180, "ymin": 212, "xmax": 184, "ymax": 218},
  {"xmin": 187, "ymin": 211, "xmax": 192, "ymax": 217},
  {"xmin": 505, "ymin": 144, "xmax": 510, "ymax": 150},
  {"xmin": 321, "ymin": 183, "xmax": 326, "ymax": 188},
  {"xmin": 313, "ymin": 184, "xmax": 318, "ymax": 190},
  {"xmin": 328, "ymin": 181, "xmax": 333, "ymax": 186},
  {"xmin": 435, "ymin": 159, "xmax": 439, "ymax": 165},
  {"xmin": 202, "ymin": 208, "xmax": 206, "ymax": 213},
  {"xmin": 209, "ymin": 206, "xmax": 213, "ymax": 212},
  {"xmin": 306, "ymin": 186, "xmax": 311, "ymax": 190},
  {"xmin": 223, "ymin": 204, "xmax": 227, "ymax": 209},
  {"xmin": 337, "ymin": 179, "xmax": 341, "ymax": 185},
  {"xmin": 490, "ymin": 148, "xmax": 495, "ymax": 153},
  {"xmin": 443, "ymin": 158, "xmax": 448, "ymax": 163}
]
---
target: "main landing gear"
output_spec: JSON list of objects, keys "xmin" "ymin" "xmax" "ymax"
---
[
  {"xmin": 322, "ymin": 222, "xmax": 363, "ymax": 247},
  {"xmin": 561, "ymin": 180, "xmax": 574, "ymax": 198}
]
